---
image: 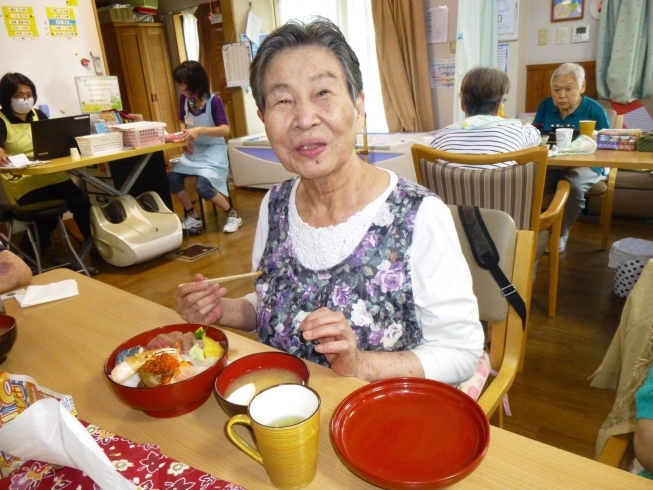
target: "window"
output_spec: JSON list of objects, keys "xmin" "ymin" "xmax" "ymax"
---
[{"xmin": 275, "ymin": 0, "xmax": 388, "ymax": 132}]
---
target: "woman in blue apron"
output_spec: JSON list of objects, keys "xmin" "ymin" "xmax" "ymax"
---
[{"xmin": 169, "ymin": 61, "xmax": 242, "ymax": 233}]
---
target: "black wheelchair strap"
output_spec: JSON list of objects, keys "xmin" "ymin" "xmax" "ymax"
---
[{"xmin": 457, "ymin": 205, "xmax": 527, "ymax": 329}]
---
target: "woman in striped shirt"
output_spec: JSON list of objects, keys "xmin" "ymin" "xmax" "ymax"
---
[{"xmin": 430, "ymin": 66, "xmax": 540, "ymax": 169}]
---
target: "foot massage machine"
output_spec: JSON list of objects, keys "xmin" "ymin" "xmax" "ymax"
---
[{"xmin": 90, "ymin": 192, "xmax": 182, "ymax": 267}]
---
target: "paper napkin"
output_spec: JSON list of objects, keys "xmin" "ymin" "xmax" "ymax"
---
[
  {"xmin": 0, "ymin": 398, "xmax": 135, "ymax": 490},
  {"xmin": 6, "ymin": 154, "xmax": 48, "ymax": 167},
  {"xmin": 14, "ymin": 279, "xmax": 79, "ymax": 308}
]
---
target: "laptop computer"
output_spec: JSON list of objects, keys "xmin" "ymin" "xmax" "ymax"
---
[{"xmin": 31, "ymin": 114, "xmax": 91, "ymax": 160}]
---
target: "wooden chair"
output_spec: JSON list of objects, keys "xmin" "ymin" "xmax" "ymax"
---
[
  {"xmin": 447, "ymin": 205, "xmax": 535, "ymax": 425},
  {"xmin": 586, "ymin": 111, "xmax": 622, "ymax": 251},
  {"xmin": 411, "ymin": 144, "xmax": 570, "ymax": 321}
]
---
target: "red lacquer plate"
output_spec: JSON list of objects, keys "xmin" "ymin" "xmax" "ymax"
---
[{"xmin": 330, "ymin": 378, "xmax": 490, "ymax": 489}]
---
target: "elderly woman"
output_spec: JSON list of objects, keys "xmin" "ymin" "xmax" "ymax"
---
[
  {"xmin": 534, "ymin": 62, "xmax": 610, "ymax": 252},
  {"xmin": 174, "ymin": 18, "xmax": 483, "ymax": 385},
  {"xmin": 430, "ymin": 66, "xmax": 540, "ymax": 168}
]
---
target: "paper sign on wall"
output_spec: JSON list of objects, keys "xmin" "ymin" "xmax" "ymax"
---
[
  {"xmin": 46, "ymin": 7, "xmax": 77, "ymax": 37},
  {"xmin": 498, "ymin": 43, "xmax": 508, "ymax": 73},
  {"xmin": 432, "ymin": 58, "xmax": 455, "ymax": 89},
  {"xmin": 75, "ymin": 76, "xmax": 123, "ymax": 113},
  {"xmin": 426, "ymin": 7, "xmax": 448, "ymax": 44},
  {"xmin": 223, "ymin": 42, "xmax": 253, "ymax": 88},
  {"xmin": 498, "ymin": 0, "xmax": 519, "ymax": 42},
  {"xmin": 2, "ymin": 6, "xmax": 39, "ymax": 38}
]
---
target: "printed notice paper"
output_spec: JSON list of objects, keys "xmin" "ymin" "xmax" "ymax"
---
[
  {"xmin": 426, "ymin": 7, "xmax": 448, "ymax": 44},
  {"xmin": 3, "ymin": 6, "xmax": 38, "ymax": 38},
  {"xmin": 223, "ymin": 42, "xmax": 253, "ymax": 87}
]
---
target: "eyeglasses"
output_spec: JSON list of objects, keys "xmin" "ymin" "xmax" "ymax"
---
[{"xmin": 12, "ymin": 93, "xmax": 33, "ymax": 100}]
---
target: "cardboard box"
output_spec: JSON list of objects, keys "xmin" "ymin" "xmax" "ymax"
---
[
  {"xmin": 97, "ymin": 7, "xmax": 134, "ymax": 24},
  {"xmin": 596, "ymin": 129, "xmax": 642, "ymax": 151}
]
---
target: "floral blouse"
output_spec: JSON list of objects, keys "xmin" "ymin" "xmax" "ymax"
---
[{"xmin": 255, "ymin": 177, "xmax": 434, "ymax": 367}]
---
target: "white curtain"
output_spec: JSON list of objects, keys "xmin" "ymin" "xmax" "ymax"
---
[
  {"xmin": 182, "ymin": 7, "xmax": 199, "ymax": 62},
  {"xmin": 596, "ymin": 0, "xmax": 653, "ymax": 103},
  {"xmin": 453, "ymin": 0, "xmax": 498, "ymax": 123},
  {"xmin": 274, "ymin": 0, "xmax": 388, "ymax": 132}
]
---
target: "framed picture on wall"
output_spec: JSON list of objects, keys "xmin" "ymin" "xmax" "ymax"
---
[{"xmin": 551, "ymin": 0, "xmax": 585, "ymax": 22}]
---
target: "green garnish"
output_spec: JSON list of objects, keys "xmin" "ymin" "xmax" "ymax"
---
[{"xmin": 193, "ymin": 326, "xmax": 206, "ymax": 339}]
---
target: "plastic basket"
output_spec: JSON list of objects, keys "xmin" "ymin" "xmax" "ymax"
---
[
  {"xmin": 112, "ymin": 122, "xmax": 166, "ymax": 148},
  {"xmin": 75, "ymin": 132, "xmax": 124, "ymax": 156}
]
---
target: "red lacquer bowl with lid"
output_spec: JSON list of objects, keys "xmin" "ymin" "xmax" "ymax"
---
[{"xmin": 331, "ymin": 378, "xmax": 490, "ymax": 489}]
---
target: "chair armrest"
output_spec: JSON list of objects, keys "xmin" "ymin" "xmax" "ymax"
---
[
  {"xmin": 539, "ymin": 180, "xmax": 570, "ymax": 231},
  {"xmin": 597, "ymin": 433, "xmax": 633, "ymax": 468}
]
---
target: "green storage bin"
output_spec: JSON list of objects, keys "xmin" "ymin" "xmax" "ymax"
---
[{"xmin": 127, "ymin": 0, "xmax": 158, "ymax": 8}]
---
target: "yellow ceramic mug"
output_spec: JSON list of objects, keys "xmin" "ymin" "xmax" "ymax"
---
[
  {"xmin": 579, "ymin": 120, "xmax": 596, "ymax": 137},
  {"xmin": 226, "ymin": 383, "xmax": 321, "ymax": 490}
]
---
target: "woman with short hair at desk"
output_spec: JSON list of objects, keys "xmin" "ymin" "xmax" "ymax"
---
[
  {"xmin": 168, "ymin": 61, "xmax": 242, "ymax": 234},
  {"xmin": 0, "ymin": 72, "xmax": 91, "ymax": 256},
  {"xmin": 175, "ymin": 18, "xmax": 483, "ymax": 385}
]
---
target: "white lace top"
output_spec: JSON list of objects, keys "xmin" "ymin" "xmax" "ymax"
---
[
  {"xmin": 287, "ymin": 172, "xmax": 395, "ymax": 269},
  {"xmin": 246, "ymin": 170, "xmax": 483, "ymax": 385}
]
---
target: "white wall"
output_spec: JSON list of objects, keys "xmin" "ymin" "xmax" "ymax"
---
[
  {"xmin": 0, "ymin": 1, "xmax": 104, "ymax": 117},
  {"xmin": 524, "ymin": 0, "xmax": 599, "ymax": 65},
  {"xmin": 230, "ymin": 0, "xmax": 276, "ymax": 135},
  {"xmin": 424, "ymin": 0, "xmax": 528, "ymax": 126},
  {"xmin": 424, "ymin": 0, "xmax": 457, "ymax": 129}
]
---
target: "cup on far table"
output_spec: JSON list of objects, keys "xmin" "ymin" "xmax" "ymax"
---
[
  {"xmin": 579, "ymin": 120, "xmax": 596, "ymax": 138},
  {"xmin": 226, "ymin": 384, "xmax": 321, "ymax": 490},
  {"xmin": 555, "ymin": 128, "xmax": 574, "ymax": 149}
]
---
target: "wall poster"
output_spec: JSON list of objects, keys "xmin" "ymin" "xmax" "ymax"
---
[{"xmin": 498, "ymin": 0, "xmax": 519, "ymax": 41}]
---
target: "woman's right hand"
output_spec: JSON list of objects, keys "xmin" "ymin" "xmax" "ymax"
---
[
  {"xmin": 174, "ymin": 274, "xmax": 228, "ymax": 324},
  {"xmin": 0, "ymin": 152, "xmax": 10, "ymax": 166}
]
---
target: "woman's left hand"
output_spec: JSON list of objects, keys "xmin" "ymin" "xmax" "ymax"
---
[
  {"xmin": 181, "ymin": 127, "xmax": 203, "ymax": 142},
  {"xmin": 301, "ymin": 308, "xmax": 362, "ymax": 377}
]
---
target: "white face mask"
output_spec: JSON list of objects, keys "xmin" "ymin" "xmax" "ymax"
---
[{"xmin": 11, "ymin": 97, "xmax": 35, "ymax": 114}]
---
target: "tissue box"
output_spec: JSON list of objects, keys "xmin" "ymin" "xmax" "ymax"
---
[
  {"xmin": 0, "ymin": 373, "xmax": 76, "ymax": 477},
  {"xmin": 596, "ymin": 129, "xmax": 642, "ymax": 151}
]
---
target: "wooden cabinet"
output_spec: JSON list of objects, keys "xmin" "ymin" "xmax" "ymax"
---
[
  {"xmin": 525, "ymin": 61, "xmax": 597, "ymax": 113},
  {"xmin": 100, "ymin": 22, "xmax": 179, "ymax": 136}
]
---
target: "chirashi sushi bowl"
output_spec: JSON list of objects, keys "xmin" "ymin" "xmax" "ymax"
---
[{"xmin": 104, "ymin": 323, "xmax": 228, "ymax": 418}]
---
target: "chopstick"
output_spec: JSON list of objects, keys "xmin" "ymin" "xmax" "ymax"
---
[{"xmin": 178, "ymin": 271, "xmax": 262, "ymax": 288}]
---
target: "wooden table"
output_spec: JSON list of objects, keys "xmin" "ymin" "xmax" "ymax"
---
[
  {"xmin": 2, "ymin": 269, "xmax": 651, "ymax": 489},
  {"xmin": 0, "ymin": 142, "xmax": 185, "ymax": 263},
  {"xmin": 550, "ymin": 149, "xmax": 653, "ymax": 170},
  {"xmin": 0, "ymin": 141, "xmax": 185, "ymax": 198}
]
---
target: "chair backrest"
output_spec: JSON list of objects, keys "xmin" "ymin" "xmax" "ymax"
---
[
  {"xmin": 411, "ymin": 145, "xmax": 548, "ymax": 232},
  {"xmin": 447, "ymin": 204, "xmax": 534, "ymax": 418},
  {"xmin": 448, "ymin": 205, "xmax": 516, "ymax": 323}
]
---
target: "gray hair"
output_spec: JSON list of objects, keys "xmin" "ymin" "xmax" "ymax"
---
[
  {"xmin": 551, "ymin": 62, "xmax": 585, "ymax": 88},
  {"xmin": 460, "ymin": 66, "xmax": 510, "ymax": 117},
  {"xmin": 249, "ymin": 17, "xmax": 363, "ymax": 113}
]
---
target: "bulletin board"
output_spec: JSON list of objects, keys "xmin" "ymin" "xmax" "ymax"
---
[{"xmin": 0, "ymin": 0, "xmax": 96, "ymax": 118}]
